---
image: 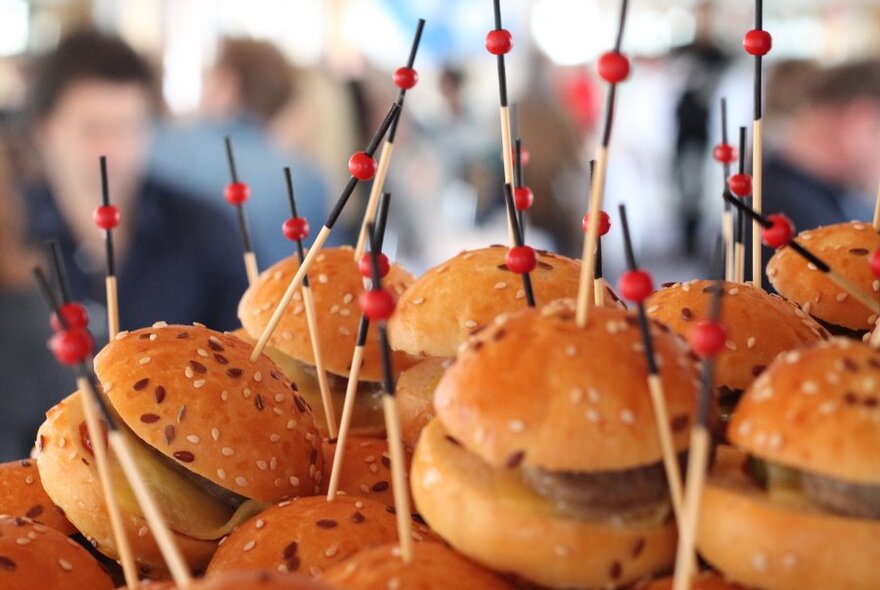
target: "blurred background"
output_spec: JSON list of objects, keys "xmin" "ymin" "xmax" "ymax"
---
[{"xmin": 1, "ymin": 0, "xmax": 880, "ymax": 458}]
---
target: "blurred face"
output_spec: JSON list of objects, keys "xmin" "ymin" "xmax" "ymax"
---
[
  {"xmin": 840, "ymin": 99, "xmax": 880, "ymax": 189},
  {"xmin": 36, "ymin": 79, "xmax": 152, "ymax": 211}
]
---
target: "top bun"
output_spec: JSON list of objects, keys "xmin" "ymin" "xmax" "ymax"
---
[
  {"xmin": 434, "ymin": 301, "xmax": 699, "ymax": 472},
  {"xmin": 729, "ymin": 338, "xmax": 880, "ymax": 485},
  {"xmin": 94, "ymin": 324, "xmax": 323, "ymax": 503},
  {"xmin": 767, "ymin": 221, "xmax": 880, "ymax": 331},
  {"xmin": 647, "ymin": 280, "xmax": 827, "ymax": 392},
  {"xmin": 239, "ymin": 247, "xmax": 415, "ymax": 381},
  {"xmin": 388, "ymin": 246, "xmax": 620, "ymax": 358}
]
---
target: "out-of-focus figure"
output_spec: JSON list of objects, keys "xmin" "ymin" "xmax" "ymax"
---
[
  {"xmin": 23, "ymin": 30, "xmax": 247, "ymax": 334},
  {"xmin": 763, "ymin": 59, "xmax": 880, "ymax": 235},
  {"xmin": 150, "ymin": 37, "xmax": 330, "ymax": 263}
]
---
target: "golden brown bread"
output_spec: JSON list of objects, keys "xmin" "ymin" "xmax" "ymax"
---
[
  {"xmin": 0, "ymin": 458, "xmax": 76, "ymax": 535},
  {"xmin": 394, "ymin": 357, "xmax": 450, "ymax": 449},
  {"xmin": 319, "ymin": 438, "xmax": 411, "ymax": 508}
]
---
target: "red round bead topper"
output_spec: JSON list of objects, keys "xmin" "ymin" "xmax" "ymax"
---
[
  {"xmin": 393, "ymin": 67, "xmax": 418, "ymax": 90},
  {"xmin": 49, "ymin": 327, "xmax": 93, "ymax": 366},
  {"xmin": 485, "ymin": 29, "xmax": 513, "ymax": 55},
  {"xmin": 225, "ymin": 182, "xmax": 249, "ymax": 206},
  {"xmin": 513, "ymin": 186, "xmax": 534, "ymax": 211},
  {"xmin": 597, "ymin": 51, "xmax": 630, "ymax": 84},
  {"xmin": 348, "ymin": 151, "xmax": 377, "ymax": 181},
  {"xmin": 282, "ymin": 217, "xmax": 310, "ymax": 242},
  {"xmin": 359, "ymin": 252, "xmax": 390, "ymax": 279},
  {"xmin": 50, "ymin": 302, "xmax": 89, "ymax": 332},
  {"xmin": 712, "ymin": 144, "xmax": 737, "ymax": 165},
  {"xmin": 761, "ymin": 213, "xmax": 795, "ymax": 249},
  {"xmin": 359, "ymin": 289, "xmax": 396, "ymax": 322},
  {"xmin": 93, "ymin": 205, "xmax": 120, "ymax": 230},
  {"xmin": 869, "ymin": 248, "xmax": 880, "ymax": 279},
  {"xmin": 728, "ymin": 173, "xmax": 752, "ymax": 197},
  {"xmin": 582, "ymin": 210, "xmax": 611, "ymax": 236},
  {"xmin": 505, "ymin": 245, "xmax": 537, "ymax": 274},
  {"xmin": 618, "ymin": 269, "xmax": 653, "ymax": 302},
  {"xmin": 689, "ymin": 320, "xmax": 726, "ymax": 358},
  {"xmin": 743, "ymin": 29, "xmax": 772, "ymax": 56}
]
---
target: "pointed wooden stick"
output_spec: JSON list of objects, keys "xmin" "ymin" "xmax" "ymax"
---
[
  {"xmin": 224, "ymin": 137, "xmax": 259, "ymax": 286},
  {"xmin": 97, "ymin": 156, "xmax": 120, "ymax": 340},
  {"xmin": 750, "ymin": 0, "xmax": 766, "ymax": 289},
  {"xmin": 872, "ymin": 179, "xmax": 880, "ymax": 232}
]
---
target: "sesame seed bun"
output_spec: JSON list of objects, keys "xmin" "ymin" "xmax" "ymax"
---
[
  {"xmin": 697, "ymin": 446, "xmax": 880, "ymax": 590},
  {"xmin": 411, "ymin": 419, "xmax": 677, "ymax": 589},
  {"xmin": 320, "ymin": 541, "xmax": 514, "ymax": 589},
  {"xmin": 206, "ymin": 495, "xmax": 435, "ymax": 579},
  {"xmin": 238, "ymin": 247, "xmax": 416, "ymax": 381},
  {"xmin": 729, "ymin": 338, "xmax": 880, "ymax": 485},
  {"xmin": 387, "ymin": 246, "xmax": 622, "ymax": 358},
  {"xmin": 646, "ymin": 280, "xmax": 827, "ymax": 396},
  {"xmin": 35, "ymin": 392, "xmax": 218, "ymax": 576},
  {"xmin": 767, "ymin": 221, "xmax": 880, "ymax": 332},
  {"xmin": 435, "ymin": 301, "xmax": 699, "ymax": 472},
  {"xmin": 319, "ymin": 438, "xmax": 410, "ymax": 508},
  {"xmin": 394, "ymin": 357, "xmax": 450, "ymax": 449},
  {"xmin": 93, "ymin": 325, "xmax": 323, "ymax": 502},
  {"xmin": 0, "ymin": 516, "xmax": 114, "ymax": 589},
  {"xmin": 636, "ymin": 572, "xmax": 745, "ymax": 589},
  {"xmin": 0, "ymin": 459, "xmax": 76, "ymax": 535},
  {"xmin": 191, "ymin": 570, "xmax": 335, "ymax": 589}
]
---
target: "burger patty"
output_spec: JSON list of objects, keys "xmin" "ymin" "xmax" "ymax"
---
[{"xmin": 521, "ymin": 451, "xmax": 688, "ymax": 520}]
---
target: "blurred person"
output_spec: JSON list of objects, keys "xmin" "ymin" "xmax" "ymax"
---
[
  {"xmin": 763, "ymin": 60, "xmax": 880, "ymax": 234},
  {"xmin": 22, "ymin": 30, "xmax": 246, "ymax": 336},
  {"xmin": 150, "ymin": 37, "xmax": 330, "ymax": 263},
  {"xmin": 0, "ymin": 131, "xmax": 71, "ymax": 460},
  {"xmin": 763, "ymin": 59, "xmax": 821, "ymax": 150}
]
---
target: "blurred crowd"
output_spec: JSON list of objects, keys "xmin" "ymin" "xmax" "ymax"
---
[{"xmin": 0, "ymin": 15, "xmax": 879, "ymax": 458}]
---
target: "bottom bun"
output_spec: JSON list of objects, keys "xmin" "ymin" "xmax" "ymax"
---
[
  {"xmin": 193, "ymin": 570, "xmax": 334, "ymax": 589},
  {"xmin": 395, "ymin": 357, "xmax": 449, "ymax": 449},
  {"xmin": 320, "ymin": 541, "xmax": 513, "ymax": 589},
  {"xmin": 411, "ymin": 419, "xmax": 677, "ymax": 589},
  {"xmin": 637, "ymin": 572, "xmax": 745, "ymax": 589},
  {"xmin": 697, "ymin": 447, "xmax": 880, "ymax": 590},
  {"xmin": 35, "ymin": 392, "xmax": 217, "ymax": 578}
]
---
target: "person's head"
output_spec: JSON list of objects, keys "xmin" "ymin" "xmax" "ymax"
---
[
  {"xmin": 202, "ymin": 37, "xmax": 295, "ymax": 125},
  {"xmin": 28, "ymin": 30, "xmax": 157, "ymax": 210}
]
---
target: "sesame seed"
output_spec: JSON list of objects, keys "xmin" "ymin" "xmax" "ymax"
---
[
  {"xmin": 586, "ymin": 409, "xmax": 600, "ymax": 423},
  {"xmin": 801, "ymin": 381, "xmax": 819, "ymax": 395},
  {"xmin": 570, "ymin": 388, "xmax": 584, "ymax": 404},
  {"xmin": 221, "ymin": 447, "xmax": 234, "ymax": 456},
  {"xmin": 193, "ymin": 379, "xmax": 206, "ymax": 389},
  {"xmin": 836, "ymin": 292, "xmax": 848, "ymax": 302},
  {"xmin": 508, "ymin": 420, "xmax": 526, "ymax": 433},
  {"xmin": 211, "ymin": 428, "xmax": 220, "ymax": 441},
  {"xmin": 257, "ymin": 460, "xmax": 268, "ymax": 470},
  {"xmin": 58, "ymin": 437, "xmax": 67, "ymax": 448},
  {"xmin": 464, "ymin": 319, "xmax": 478, "ymax": 329},
  {"xmin": 516, "ymin": 289, "xmax": 525, "ymax": 299},
  {"xmin": 270, "ymin": 433, "xmax": 281, "ymax": 443},
  {"xmin": 325, "ymin": 544, "xmax": 339, "ymax": 558},
  {"xmin": 217, "ymin": 468, "xmax": 227, "ymax": 479},
  {"xmin": 747, "ymin": 337, "xmax": 756, "ymax": 349},
  {"xmin": 818, "ymin": 401, "xmax": 837, "ymax": 414},
  {"xmin": 725, "ymin": 340, "xmax": 737, "ymax": 350},
  {"xmin": 254, "ymin": 371, "xmax": 262, "ymax": 383},
  {"xmin": 235, "ymin": 476, "xmax": 248, "ymax": 487},
  {"xmin": 565, "ymin": 345, "xmax": 577, "ymax": 357},
  {"xmin": 290, "ymin": 476, "xmax": 300, "ymax": 486},
  {"xmin": 767, "ymin": 432, "xmax": 783, "ymax": 450},
  {"xmin": 318, "ymin": 274, "xmax": 329, "ymax": 284},
  {"xmin": 737, "ymin": 420, "xmax": 752, "ymax": 437},
  {"xmin": 412, "ymin": 296, "xmax": 425, "ymax": 305},
  {"xmin": 197, "ymin": 348, "xmax": 209, "ymax": 357},
  {"xmin": 782, "ymin": 552, "xmax": 799, "ymax": 569},
  {"xmin": 185, "ymin": 367, "xmax": 194, "ymax": 379},
  {"xmin": 221, "ymin": 390, "xmax": 229, "ymax": 402},
  {"xmin": 646, "ymin": 305, "xmax": 660, "ymax": 314},
  {"xmin": 343, "ymin": 293, "xmax": 354, "ymax": 304},
  {"xmin": 388, "ymin": 577, "xmax": 401, "ymax": 590},
  {"xmin": 281, "ymin": 331, "xmax": 293, "ymax": 341},
  {"xmin": 728, "ymin": 288, "xmax": 739, "ymax": 295},
  {"xmin": 620, "ymin": 409, "xmax": 635, "ymax": 425},
  {"xmin": 752, "ymin": 551, "xmax": 768, "ymax": 572},
  {"xmin": 58, "ymin": 558, "xmax": 73, "ymax": 571},
  {"xmin": 138, "ymin": 527, "xmax": 148, "ymax": 537},
  {"xmin": 16, "ymin": 537, "xmax": 30, "ymax": 545},
  {"xmin": 243, "ymin": 540, "xmax": 256, "ymax": 552},
  {"xmin": 139, "ymin": 356, "xmax": 151, "ymax": 365},
  {"xmin": 115, "ymin": 331, "xmax": 129, "ymax": 340},
  {"xmin": 338, "ymin": 327, "xmax": 351, "ymax": 336},
  {"xmin": 587, "ymin": 388, "xmax": 601, "ymax": 403},
  {"xmin": 149, "ymin": 334, "xmax": 158, "ymax": 341},
  {"xmin": 807, "ymin": 263, "xmax": 818, "ymax": 271},
  {"xmin": 186, "ymin": 434, "xmax": 201, "ymax": 444},
  {"xmin": 554, "ymin": 545, "xmax": 570, "ymax": 557}
]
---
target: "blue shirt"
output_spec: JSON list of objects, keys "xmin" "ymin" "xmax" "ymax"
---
[{"xmin": 148, "ymin": 118, "xmax": 331, "ymax": 266}]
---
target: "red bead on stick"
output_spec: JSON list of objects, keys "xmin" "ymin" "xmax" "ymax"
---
[
  {"xmin": 359, "ymin": 252, "xmax": 390, "ymax": 279},
  {"xmin": 393, "ymin": 67, "xmax": 418, "ymax": 90},
  {"xmin": 359, "ymin": 289, "xmax": 396, "ymax": 322},
  {"xmin": 743, "ymin": 30, "xmax": 772, "ymax": 56},
  {"xmin": 869, "ymin": 248, "xmax": 880, "ymax": 279},
  {"xmin": 513, "ymin": 186, "xmax": 534, "ymax": 211},
  {"xmin": 50, "ymin": 302, "xmax": 89, "ymax": 332},
  {"xmin": 713, "ymin": 143, "xmax": 737, "ymax": 165},
  {"xmin": 582, "ymin": 210, "xmax": 611, "ymax": 236},
  {"xmin": 689, "ymin": 320, "xmax": 726, "ymax": 358},
  {"xmin": 49, "ymin": 327, "xmax": 93, "ymax": 366},
  {"xmin": 618, "ymin": 269, "xmax": 653, "ymax": 303},
  {"xmin": 485, "ymin": 29, "xmax": 513, "ymax": 55},
  {"xmin": 282, "ymin": 217, "xmax": 310, "ymax": 242},
  {"xmin": 597, "ymin": 51, "xmax": 630, "ymax": 84},
  {"xmin": 348, "ymin": 151, "xmax": 377, "ymax": 181},
  {"xmin": 505, "ymin": 246, "xmax": 537, "ymax": 274},
  {"xmin": 93, "ymin": 205, "xmax": 120, "ymax": 230},
  {"xmin": 761, "ymin": 214, "xmax": 795, "ymax": 249},
  {"xmin": 728, "ymin": 173, "xmax": 752, "ymax": 197},
  {"xmin": 225, "ymin": 182, "xmax": 250, "ymax": 205}
]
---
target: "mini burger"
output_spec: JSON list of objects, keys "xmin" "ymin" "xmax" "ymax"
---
[
  {"xmin": 636, "ymin": 572, "xmax": 744, "ymax": 589},
  {"xmin": 388, "ymin": 245, "xmax": 622, "ymax": 447},
  {"xmin": 320, "ymin": 541, "xmax": 514, "ymax": 589},
  {"xmin": 767, "ymin": 221, "xmax": 880, "ymax": 337},
  {"xmin": 238, "ymin": 247, "xmax": 416, "ymax": 437},
  {"xmin": 0, "ymin": 458, "xmax": 75, "ymax": 535},
  {"xmin": 206, "ymin": 495, "xmax": 435, "ymax": 577},
  {"xmin": 698, "ymin": 338, "xmax": 880, "ymax": 590},
  {"xmin": 0, "ymin": 515, "xmax": 114, "ymax": 589},
  {"xmin": 36, "ymin": 324, "xmax": 323, "ymax": 576},
  {"xmin": 647, "ymin": 280, "xmax": 827, "ymax": 423},
  {"xmin": 319, "ymin": 437, "xmax": 411, "ymax": 508},
  {"xmin": 411, "ymin": 301, "xmax": 700, "ymax": 589}
]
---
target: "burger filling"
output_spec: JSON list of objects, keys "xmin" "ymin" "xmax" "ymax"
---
[
  {"xmin": 746, "ymin": 456, "xmax": 880, "ymax": 519},
  {"xmin": 520, "ymin": 452, "xmax": 687, "ymax": 523},
  {"xmin": 717, "ymin": 385, "xmax": 743, "ymax": 425}
]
